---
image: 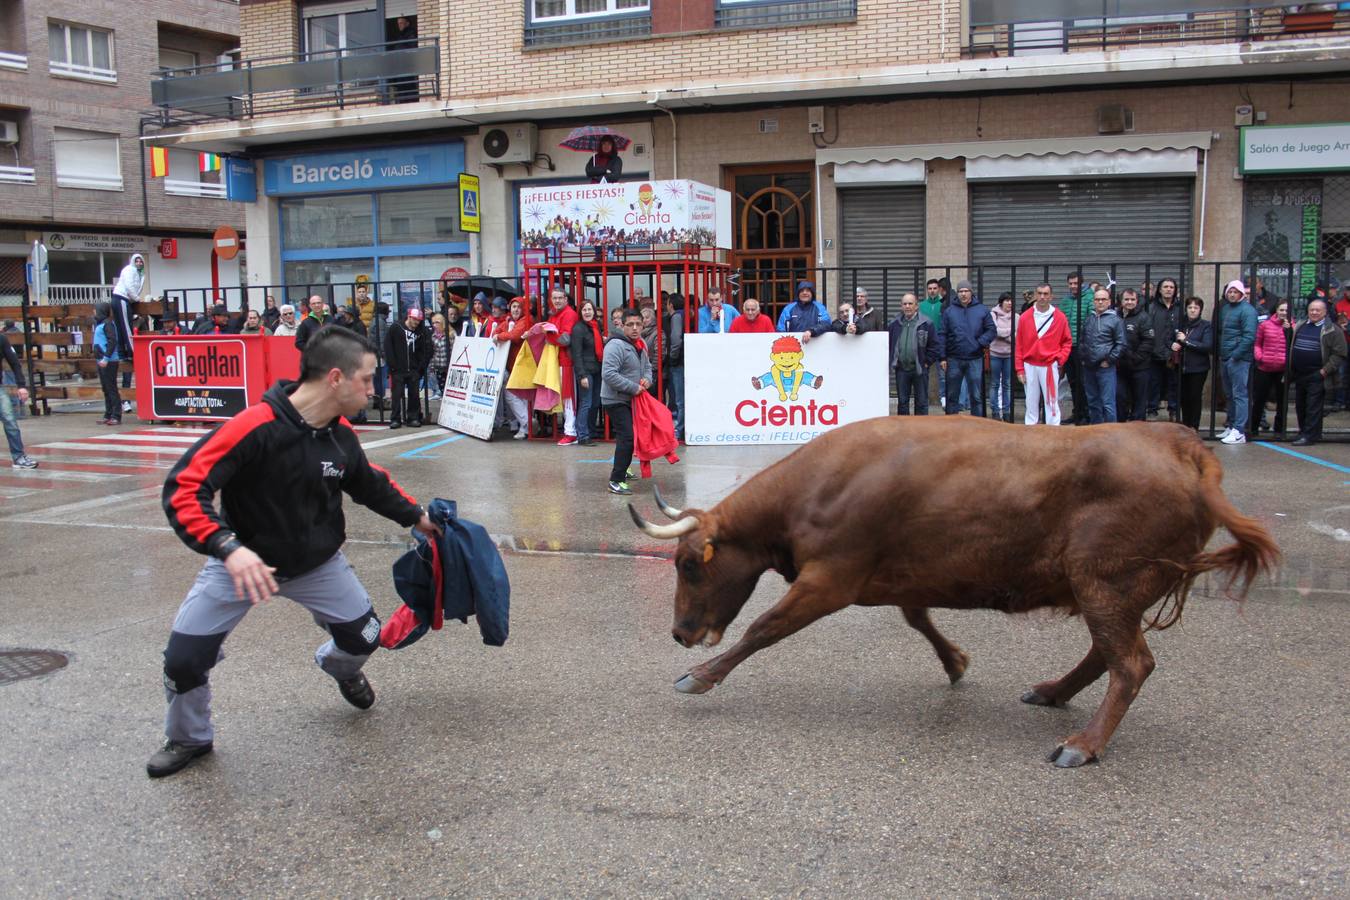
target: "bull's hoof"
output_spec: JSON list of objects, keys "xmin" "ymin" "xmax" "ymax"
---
[
  {"xmin": 1021, "ymin": 689, "xmax": 1058, "ymax": 706},
  {"xmin": 674, "ymin": 673, "xmax": 715, "ymax": 694},
  {"xmin": 945, "ymin": 650, "xmax": 970, "ymax": 684},
  {"xmin": 1048, "ymin": 744, "xmax": 1096, "ymax": 768}
]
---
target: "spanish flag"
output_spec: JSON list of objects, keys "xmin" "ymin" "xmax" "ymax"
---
[
  {"xmin": 199, "ymin": 152, "xmax": 221, "ymax": 173},
  {"xmin": 149, "ymin": 146, "xmax": 168, "ymax": 178}
]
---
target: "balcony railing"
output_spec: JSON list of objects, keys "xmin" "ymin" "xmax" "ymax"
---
[
  {"xmin": 147, "ymin": 36, "xmax": 440, "ymax": 128},
  {"xmin": 164, "ymin": 178, "xmax": 227, "ymax": 198},
  {"xmin": 0, "ymin": 165, "xmax": 36, "ymax": 185},
  {"xmin": 0, "ymin": 51, "xmax": 27, "ymax": 72},
  {"xmin": 49, "ymin": 284, "xmax": 113, "ymax": 304},
  {"xmin": 965, "ymin": 2, "xmax": 1350, "ymax": 57}
]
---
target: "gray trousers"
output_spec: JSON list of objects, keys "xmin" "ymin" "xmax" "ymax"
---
[{"xmin": 162, "ymin": 551, "xmax": 377, "ymax": 746}]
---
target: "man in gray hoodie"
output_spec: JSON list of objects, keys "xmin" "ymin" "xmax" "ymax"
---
[
  {"xmin": 601, "ymin": 309, "xmax": 652, "ymax": 496},
  {"xmin": 1081, "ymin": 288, "xmax": 1125, "ymax": 424}
]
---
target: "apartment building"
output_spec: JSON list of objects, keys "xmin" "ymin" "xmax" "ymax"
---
[
  {"xmin": 0, "ymin": 0, "xmax": 245, "ymax": 306},
  {"xmin": 146, "ymin": 0, "xmax": 1350, "ymax": 308}
]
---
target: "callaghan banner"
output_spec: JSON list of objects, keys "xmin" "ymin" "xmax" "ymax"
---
[
  {"xmin": 683, "ymin": 333, "xmax": 889, "ymax": 445},
  {"xmin": 135, "ymin": 336, "xmax": 265, "ymax": 422},
  {"xmin": 518, "ymin": 179, "xmax": 732, "ymax": 249}
]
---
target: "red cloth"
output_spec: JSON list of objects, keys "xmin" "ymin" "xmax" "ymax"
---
[
  {"xmin": 631, "ymin": 391, "xmax": 680, "ymax": 479},
  {"xmin": 729, "ymin": 314, "xmax": 776, "ymax": 334},
  {"xmin": 548, "ymin": 304, "xmax": 581, "ymax": 366},
  {"xmin": 1014, "ymin": 306, "xmax": 1073, "ymax": 376}
]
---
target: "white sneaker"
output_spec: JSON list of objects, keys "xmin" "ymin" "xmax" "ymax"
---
[
  {"xmin": 121, "ymin": 400, "xmax": 133, "ymax": 413},
  {"xmin": 1217, "ymin": 426, "xmax": 1232, "ymax": 440},
  {"xmin": 512, "ymin": 429, "xmax": 528, "ymax": 440},
  {"xmin": 1221, "ymin": 430, "xmax": 1246, "ymax": 444}
]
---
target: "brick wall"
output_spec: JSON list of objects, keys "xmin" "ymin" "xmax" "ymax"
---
[
  {"xmin": 0, "ymin": 0, "xmax": 243, "ymax": 234},
  {"xmin": 238, "ymin": 0, "xmax": 297, "ymax": 63}
]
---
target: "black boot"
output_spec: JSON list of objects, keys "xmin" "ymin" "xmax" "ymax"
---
[{"xmin": 146, "ymin": 740, "xmax": 213, "ymax": 778}]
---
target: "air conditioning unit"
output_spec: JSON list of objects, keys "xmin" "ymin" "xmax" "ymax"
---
[
  {"xmin": 0, "ymin": 121, "xmax": 18, "ymax": 145},
  {"xmin": 480, "ymin": 123, "xmax": 537, "ymax": 165},
  {"xmin": 1096, "ymin": 105, "xmax": 1134, "ymax": 135}
]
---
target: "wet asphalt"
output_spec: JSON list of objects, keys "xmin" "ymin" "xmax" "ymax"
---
[{"xmin": 0, "ymin": 409, "xmax": 1346, "ymax": 897}]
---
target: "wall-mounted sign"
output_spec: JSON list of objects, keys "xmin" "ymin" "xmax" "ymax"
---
[
  {"xmin": 212, "ymin": 225, "xmax": 240, "ymax": 261},
  {"xmin": 43, "ymin": 232, "xmax": 148, "ymax": 254},
  {"xmin": 518, "ymin": 179, "xmax": 732, "ymax": 250},
  {"xmin": 1239, "ymin": 124, "xmax": 1350, "ymax": 175},
  {"xmin": 458, "ymin": 173, "xmax": 480, "ymax": 233},
  {"xmin": 263, "ymin": 142, "xmax": 465, "ymax": 195},
  {"xmin": 225, "ymin": 157, "xmax": 256, "ymax": 202}
]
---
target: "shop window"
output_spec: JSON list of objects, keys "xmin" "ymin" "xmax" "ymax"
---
[
  {"xmin": 48, "ymin": 20, "xmax": 115, "ymax": 83},
  {"xmin": 377, "ymin": 188, "xmax": 463, "ymax": 245},
  {"xmin": 281, "ymin": 194, "xmax": 375, "ymax": 249},
  {"xmin": 525, "ymin": 0, "xmax": 650, "ymax": 47},
  {"xmin": 715, "ymin": 0, "xmax": 856, "ymax": 30},
  {"xmin": 52, "ymin": 126, "xmax": 122, "ymax": 191}
]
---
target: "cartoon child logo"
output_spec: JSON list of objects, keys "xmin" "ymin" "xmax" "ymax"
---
[
  {"xmin": 631, "ymin": 183, "xmax": 660, "ymax": 216},
  {"xmin": 750, "ymin": 336, "xmax": 823, "ymax": 402}
]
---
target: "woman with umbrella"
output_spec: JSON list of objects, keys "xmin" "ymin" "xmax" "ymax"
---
[{"xmin": 561, "ymin": 126, "xmax": 629, "ymax": 184}]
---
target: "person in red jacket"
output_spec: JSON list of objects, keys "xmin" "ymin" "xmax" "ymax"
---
[
  {"xmin": 492, "ymin": 297, "xmax": 533, "ymax": 438},
  {"xmin": 729, "ymin": 298, "xmax": 776, "ymax": 334},
  {"xmin": 1015, "ymin": 282, "xmax": 1074, "ymax": 426},
  {"xmin": 1251, "ymin": 300, "xmax": 1292, "ymax": 437},
  {"xmin": 545, "ymin": 287, "xmax": 581, "ymax": 444}
]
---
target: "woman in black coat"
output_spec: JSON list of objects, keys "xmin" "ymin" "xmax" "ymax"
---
[
  {"xmin": 571, "ymin": 299, "xmax": 605, "ymax": 444},
  {"xmin": 1172, "ymin": 296, "xmax": 1214, "ymax": 431}
]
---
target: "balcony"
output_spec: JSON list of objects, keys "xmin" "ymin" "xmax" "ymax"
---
[
  {"xmin": 0, "ymin": 166, "xmax": 36, "ymax": 184},
  {"xmin": 164, "ymin": 178, "xmax": 227, "ymax": 198},
  {"xmin": 965, "ymin": 1, "xmax": 1350, "ymax": 57},
  {"xmin": 147, "ymin": 37, "xmax": 440, "ymax": 128},
  {"xmin": 0, "ymin": 51, "xmax": 27, "ymax": 72}
]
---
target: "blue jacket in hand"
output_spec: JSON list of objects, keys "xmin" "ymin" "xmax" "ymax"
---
[{"xmin": 385, "ymin": 498, "xmax": 510, "ymax": 649}]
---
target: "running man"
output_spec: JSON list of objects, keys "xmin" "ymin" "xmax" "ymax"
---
[{"xmin": 148, "ymin": 326, "xmax": 440, "ymax": 778}]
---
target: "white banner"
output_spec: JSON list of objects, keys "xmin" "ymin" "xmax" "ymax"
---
[
  {"xmin": 519, "ymin": 179, "xmax": 731, "ymax": 249},
  {"xmin": 44, "ymin": 232, "xmax": 149, "ymax": 254},
  {"xmin": 1240, "ymin": 123, "xmax": 1350, "ymax": 174},
  {"xmin": 436, "ymin": 336, "xmax": 505, "ymax": 440},
  {"xmin": 684, "ymin": 333, "xmax": 889, "ymax": 445}
]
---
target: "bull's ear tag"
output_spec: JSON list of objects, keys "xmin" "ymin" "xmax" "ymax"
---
[{"xmin": 703, "ymin": 541, "xmax": 716, "ymax": 564}]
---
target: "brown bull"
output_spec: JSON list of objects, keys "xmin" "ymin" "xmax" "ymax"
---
[{"xmin": 630, "ymin": 417, "xmax": 1279, "ymax": 767}]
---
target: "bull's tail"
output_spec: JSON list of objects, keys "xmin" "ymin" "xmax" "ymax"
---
[{"xmin": 1146, "ymin": 439, "xmax": 1281, "ymax": 631}]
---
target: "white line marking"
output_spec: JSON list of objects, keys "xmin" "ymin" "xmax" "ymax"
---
[
  {"xmin": 34, "ymin": 455, "xmax": 173, "ymax": 469},
  {"xmin": 0, "ymin": 487, "xmax": 40, "ymax": 499},
  {"xmin": 33, "ymin": 442, "xmax": 188, "ymax": 455},
  {"xmin": 359, "ymin": 430, "xmax": 452, "ymax": 450},
  {"xmin": 5, "ymin": 468, "xmax": 126, "ymax": 482},
  {"xmin": 0, "ymin": 485, "xmax": 162, "ymax": 520},
  {"xmin": 68, "ymin": 433, "xmax": 202, "ymax": 444}
]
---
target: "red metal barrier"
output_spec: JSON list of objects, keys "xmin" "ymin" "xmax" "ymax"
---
[{"xmin": 133, "ymin": 334, "xmax": 301, "ymax": 422}]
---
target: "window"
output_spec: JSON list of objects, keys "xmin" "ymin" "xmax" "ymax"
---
[
  {"xmin": 303, "ymin": 1, "xmax": 381, "ymax": 55},
  {"xmin": 158, "ymin": 47, "xmax": 197, "ymax": 72},
  {"xmin": 531, "ymin": 1, "xmax": 648, "ymax": 21},
  {"xmin": 378, "ymin": 188, "xmax": 463, "ymax": 245},
  {"xmin": 715, "ymin": 0, "xmax": 856, "ymax": 30},
  {"xmin": 164, "ymin": 148, "xmax": 226, "ymax": 199},
  {"xmin": 281, "ymin": 194, "xmax": 375, "ymax": 249},
  {"xmin": 525, "ymin": 0, "xmax": 650, "ymax": 46},
  {"xmin": 52, "ymin": 127, "xmax": 122, "ymax": 191},
  {"xmin": 48, "ymin": 21, "xmax": 115, "ymax": 83}
]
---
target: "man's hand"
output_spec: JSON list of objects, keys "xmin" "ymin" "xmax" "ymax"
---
[
  {"xmin": 223, "ymin": 546, "xmax": 278, "ymax": 606},
  {"xmin": 16, "ymin": 387, "xmax": 28, "ymax": 403},
  {"xmin": 1017, "ymin": 372, "xmax": 1026, "ymax": 385},
  {"xmin": 414, "ymin": 513, "xmax": 442, "ymax": 538},
  {"xmin": 940, "ymin": 360, "xmax": 948, "ymax": 372},
  {"xmin": 579, "ymin": 376, "xmax": 589, "ymax": 389},
  {"xmin": 846, "ymin": 324, "xmax": 857, "ymax": 335},
  {"xmin": 638, "ymin": 378, "xmax": 651, "ymax": 391}
]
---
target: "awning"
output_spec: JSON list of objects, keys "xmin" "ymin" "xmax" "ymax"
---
[
  {"xmin": 967, "ymin": 147, "xmax": 1199, "ymax": 180},
  {"xmin": 832, "ymin": 158, "xmax": 926, "ymax": 186},
  {"xmin": 817, "ymin": 131, "xmax": 1213, "ymax": 166}
]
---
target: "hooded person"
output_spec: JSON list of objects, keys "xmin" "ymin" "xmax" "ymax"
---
[
  {"xmin": 92, "ymin": 301, "xmax": 123, "ymax": 425},
  {"xmin": 461, "ymin": 293, "xmax": 492, "ymax": 337},
  {"xmin": 775, "ymin": 280, "xmax": 832, "ymax": 342},
  {"xmin": 111, "ymin": 253, "xmax": 146, "ymax": 358}
]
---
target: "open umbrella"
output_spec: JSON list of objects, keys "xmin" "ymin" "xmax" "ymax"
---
[
  {"xmin": 441, "ymin": 276, "xmax": 521, "ymax": 301},
  {"xmin": 559, "ymin": 125, "xmax": 631, "ymax": 153}
]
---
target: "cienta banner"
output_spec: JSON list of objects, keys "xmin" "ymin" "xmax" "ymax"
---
[
  {"xmin": 141, "ymin": 336, "xmax": 257, "ymax": 421},
  {"xmin": 684, "ymin": 333, "xmax": 889, "ymax": 445},
  {"xmin": 519, "ymin": 179, "xmax": 731, "ymax": 249},
  {"xmin": 437, "ymin": 336, "xmax": 506, "ymax": 440}
]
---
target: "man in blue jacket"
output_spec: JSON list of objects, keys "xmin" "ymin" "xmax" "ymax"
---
[
  {"xmin": 776, "ymin": 280, "xmax": 832, "ymax": 343},
  {"xmin": 1217, "ymin": 279, "xmax": 1258, "ymax": 445},
  {"xmin": 940, "ymin": 280, "xmax": 996, "ymax": 417}
]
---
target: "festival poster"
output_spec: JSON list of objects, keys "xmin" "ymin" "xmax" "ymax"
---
[
  {"xmin": 683, "ymin": 333, "xmax": 889, "ymax": 446},
  {"xmin": 436, "ymin": 336, "xmax": 505, "ymax": 440},
  {"xmin": 519, "ymin": 179, "xmax": 731, "ymax": 250}
]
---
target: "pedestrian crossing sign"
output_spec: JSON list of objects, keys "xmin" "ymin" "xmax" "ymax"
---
[{"xmin": 459, "ymin": 173, "xmax": 481, "ymax": 233}]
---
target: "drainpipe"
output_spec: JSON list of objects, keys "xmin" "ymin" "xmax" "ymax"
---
[
  {"xmin": 648, "ymin": 92, "xmax": 677, "ymax": 179},
  {"xmin": 139, "ymin": 119, "xmax": 150, "ymax": 229}
]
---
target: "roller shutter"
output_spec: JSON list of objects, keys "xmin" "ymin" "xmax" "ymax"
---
[
  {"xmin": 838, "ymin": 186, "xmax": 925, "ymax": 314},
  {"xmin": 970, "ymin": 179, "xmax": 1193, "ymax": 302}
]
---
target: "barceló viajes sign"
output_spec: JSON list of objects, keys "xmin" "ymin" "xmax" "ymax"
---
[
  {"xmin": 683, "ymin": 333, "xmax": 889, "ymax": 445},
  {"xmin": 263, "ymin": 142, "xmax": 465, "ymax": 195}
]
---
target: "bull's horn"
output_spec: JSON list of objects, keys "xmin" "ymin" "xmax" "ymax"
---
[
  {"xmin": 628, "ymin": 504, "xmax": 700, "ymax": 540},
  {"xmin": 653, "ymin": 485, "xmax": 685, "ymax": 520}
]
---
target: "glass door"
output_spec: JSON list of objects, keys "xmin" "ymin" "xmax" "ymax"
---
[{"xmin": 724, "ymin": 163, "xmax": 815, "ymax": 323}]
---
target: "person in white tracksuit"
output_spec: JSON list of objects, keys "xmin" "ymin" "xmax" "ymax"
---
[{"xmin": 111, "ymin": 253, "xmax": 147, "ymax": 401}]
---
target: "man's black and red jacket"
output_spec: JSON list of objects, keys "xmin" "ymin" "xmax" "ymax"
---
[{"xmin": 163, "ymin": 381, "xmax": 422, "ymax": 578}]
